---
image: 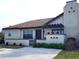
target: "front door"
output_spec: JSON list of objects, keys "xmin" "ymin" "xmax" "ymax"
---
[
  {"xmin": 65, "ymin": 38, "xmax": 76, "ymax": 50},
  {"xmin": 36, "ymin": 30, "xmax": 42, "ymax": 39}
]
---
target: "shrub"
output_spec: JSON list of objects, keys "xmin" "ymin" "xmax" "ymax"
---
[
  {"xmin": 13, "ymin": 43, "xmax": 16, "ymax": 46},
  {"xmin": 33, "ymin": 43, "xmax": 65, "ymax": 49},
  {"xmin": 0, "ymin": 33, "xmax": 4, "ymax": 44},
  {"xmin": 19, "ymin": 43, "xmax": 22, "ymax": 46},
  {"xmin": 6, "ymin": 42, "xmax": 9, "ymax": 45}
]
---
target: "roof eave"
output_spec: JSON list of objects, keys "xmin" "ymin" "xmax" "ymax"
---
[
  {"xmin": 44, "ymin": 12, "xmax": 64, "ymax": 25},
  {"xmin": 2, "ymin": 12, "xmax": 64, "ymax": 30}
]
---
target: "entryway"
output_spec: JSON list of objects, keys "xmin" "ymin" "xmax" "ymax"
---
[
  {"xmin": 65, "ymin": 37, "xmax": 76, "ymax": 50},
  {"xmin": 36, "ymin": 29, "xmax": 42, "ymax": 39}
]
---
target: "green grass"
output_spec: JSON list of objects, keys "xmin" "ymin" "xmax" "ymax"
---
[
  {"xmin": 0, "ymin": 44, "xmax": 25, "ymax": 49},
  {"xmin": 54, "ymin": 50, "xmax": 79, "ymax": 59}
]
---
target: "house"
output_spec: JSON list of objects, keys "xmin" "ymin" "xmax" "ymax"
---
[{"xmin": 2, "ymin": 0, "xmax": 79, "ymax": 46}]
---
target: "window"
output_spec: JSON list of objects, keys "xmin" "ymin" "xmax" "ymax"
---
[
  {"xmin": 53, "ymin": 37, "xmax": 55, "ymax": 39},
  {"xmin": 8, "ymin": 33, "xmax": 11, "ymax": 36},
  {"xmin": 56, "ymin": 31, "xmax": 59, "ymax": 34},
  {"xmin": 52, "ymin": 31, "xmax": 54, "ymax": 34},
  {"xmin": 56, "ymin": 37, "xmax": 58, "ymax": 39},
  {"xmin": 60, "ymin": 31, "xmax": 62, "ymax": 34},
  {"xmin": 50, "ymin": 37, "xmax": 53, "ymax": 39},
  {"xmin": 68, "ymin": 11, "xmax": 71, "ymax": 13},
  {"xmin": 73, "ymin": 10, "xmax": 75, "ymax": 12},
  {"xmin": 23, "ymin": 30, "xmax": 33, "ymax": 39},
  {"xmin": 70, "ymin": 7, "xmax": 73, "ymax": 9},
  {"xmin": 47, "ymin": 32, "xmax": 50, "ymax": 34}
]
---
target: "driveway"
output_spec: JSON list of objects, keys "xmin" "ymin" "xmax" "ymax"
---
[{"xmin": 0, "ymin": 47, "xmax": 61, "ymax": 59}]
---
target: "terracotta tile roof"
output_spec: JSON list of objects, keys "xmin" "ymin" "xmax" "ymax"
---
[
  {"xmin": 3, "ymin": 18, "xmax": 53, "ymax": 29},
  {"xmin": 3, "ymin": 13, "xmax": 63, "ymax": 30}
]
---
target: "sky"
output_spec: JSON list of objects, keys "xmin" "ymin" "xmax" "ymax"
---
[{"xmin": 0, "ymin": 0, "xmax": 78, "ymax": 31}]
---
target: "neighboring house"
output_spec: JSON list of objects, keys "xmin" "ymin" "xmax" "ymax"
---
[{"xmin": 2, "ymin": 0, "xmax": 79, "ymax": 46}]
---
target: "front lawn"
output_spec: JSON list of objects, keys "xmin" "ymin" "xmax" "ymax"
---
[
  {"xmin": 54, "ymin": 50, "xmax": 79, "ymax": 59},
  {"xmin": 0, "ymin": 44, "xmax": 25, "ymax": 49}
]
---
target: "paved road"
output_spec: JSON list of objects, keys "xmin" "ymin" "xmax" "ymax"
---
[{"xmin": 0, "ymin": 47, "xmax": 61, "ymax": 59}]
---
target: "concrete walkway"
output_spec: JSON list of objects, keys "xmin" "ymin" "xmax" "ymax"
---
[{"xmin": 0, "ymin": 47, "xmax": 61, "ymax": 59}]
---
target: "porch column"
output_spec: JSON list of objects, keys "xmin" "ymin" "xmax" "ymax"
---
[
  {"xmin": 20, "ymin": 29, "xmax": 23, "ymax": 39},
  {"xmin": 33, "ymin": 29, "xmax": 36, "ymax": 40}
]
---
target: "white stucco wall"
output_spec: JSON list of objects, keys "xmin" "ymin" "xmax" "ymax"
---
[
  {"xmin": 3, "ymin": 28, "xmax": 64, "ymax": 46},
  {"xmin": 3, "ymin": 29, "xmax": 36, "ymax": 39},
  {"xmin": 4, "ymin": 29, "xmax": 22, "ymax": 39},
  {"xmin": 44, "ymin": 29, "xmax": 52, "ymax": 35},
  {"xmin": 37, "ymin": 35, "xmax": 64, "ymax": 44},
  {"xmin": 64, "ymin": 1, "xmax": 79, "ymax": 37},
  {"xmin": 5, "ymin": 40, "xmax": 29, "ymax": 46},
  {"xmin": 49, "ymin": 16, "xmax": 64, "ymax": 25},
  {"xmin": 3, "ymin": 28, "xmax": 43, "ymax": 46}
]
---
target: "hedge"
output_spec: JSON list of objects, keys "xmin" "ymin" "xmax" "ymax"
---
[{"xmin": 33, "ymin": 43, "xmax": 65, "ymax": 49}]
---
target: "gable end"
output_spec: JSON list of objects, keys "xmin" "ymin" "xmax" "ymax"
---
[{"xmin": 44, "ymin": 13, "xmax": 64, "ymax": 25}]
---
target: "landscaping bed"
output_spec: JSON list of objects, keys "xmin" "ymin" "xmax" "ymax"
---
[
  {"xmin": 33, "ymin": 43, "xmax": 65, "ymax": 49},
  {"xmin": 54, "ymin": 50, "xmax": 79, "ymax": 59}
]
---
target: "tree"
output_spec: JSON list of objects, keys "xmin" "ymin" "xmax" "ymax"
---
[
  {"xmin": 0, "ymin": 32, "xmax": 4, "ymax": 39},
  {"xmin": 0, "ymin": 32, "xmax": 4, "ymax": 44}
]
